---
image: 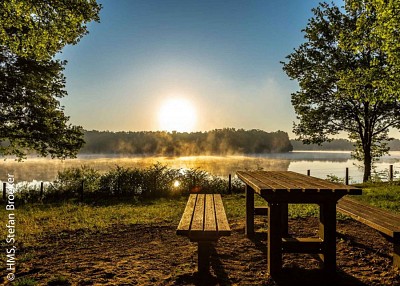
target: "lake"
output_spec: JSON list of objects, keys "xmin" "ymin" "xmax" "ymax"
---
[{"xmin": 2, "ymin": 151, "xmax": 400, "ymax": 185}]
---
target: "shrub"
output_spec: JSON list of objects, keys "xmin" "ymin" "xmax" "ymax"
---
[{"xmin": 16, "ymin": 164, "xmax": 239, "ymax": 203}]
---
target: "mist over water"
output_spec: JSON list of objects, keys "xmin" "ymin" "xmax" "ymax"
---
[{"xmin": 1, "ymin": 151, "xmax": 400, "ymax": 184}]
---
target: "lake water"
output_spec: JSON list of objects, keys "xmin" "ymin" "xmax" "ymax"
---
[{"xmin": 2, "ymin": 151, "xmax": 400, "ymax": 185}]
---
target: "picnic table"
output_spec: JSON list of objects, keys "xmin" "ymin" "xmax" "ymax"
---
[{"xmin": 236, "ymin": 170, "xmax": 361, "ymax": 277}]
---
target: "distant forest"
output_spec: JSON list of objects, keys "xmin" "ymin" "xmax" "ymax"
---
[
  {"xmin": 79, "ymin": 130, "xmax": 400, "ymax": 155},
  {"xmin": 291, "ymin": 139, "xmax": 400, "ymax": 151},
  {"xmin": 80, "ymin": 129, "xmax": 293, "ymax": 156}
]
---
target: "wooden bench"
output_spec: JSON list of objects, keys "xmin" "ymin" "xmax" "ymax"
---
[
  {"xmin": 337, "ymin": 197, "xmax": 400, "ymax": 268},
  {"xmin": 176, "ymin": 194, "xmax": 231, "ymax": 273}
]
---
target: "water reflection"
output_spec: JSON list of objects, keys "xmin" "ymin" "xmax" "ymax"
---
[{"xmin": 1, "ymin": 151, "xmax": 400, "ymax": 183}]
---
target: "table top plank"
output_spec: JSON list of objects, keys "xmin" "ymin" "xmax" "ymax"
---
[
  {"xmin": 269, "ymin": 171, "xmax": 338, "ymax": 191},
  {"xmin": 236, "ymin": 170, "xmax": 361, "ymax": 195},
  {"xmin": 285, "ymin": 171, "xmax": 356, "ymax": 190},
  {"xmin": 236, "ymin": 171, "xmax": 288, "ymax": 191},
  {"xmin": 252, "ymin": 171, "xmax": 303, "ymax": 191}
]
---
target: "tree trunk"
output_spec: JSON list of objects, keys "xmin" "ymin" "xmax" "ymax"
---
[{"xmin": 363, "ymin": 145, "xmax": 372, "ymax": 182}]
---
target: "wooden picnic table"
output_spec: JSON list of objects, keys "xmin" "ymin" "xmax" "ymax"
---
[{"xmin": 236, "ymin": 170, "xmax": 361, "ymax": 278}]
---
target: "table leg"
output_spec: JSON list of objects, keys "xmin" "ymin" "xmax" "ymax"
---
[
  {"xmin": 281, "ymin": 203, "xmax": 289, "ymax": 237},
  {"xmin": 268, "ymin": 202, "xmax": 283, "ymax": 277},
  {"xmin": 245, "ymin": 185, "xmax": 255, "ymax": 237},
  {"xmin": 319, "ymin": 202, "xmax": 337, "ymax": 275}
]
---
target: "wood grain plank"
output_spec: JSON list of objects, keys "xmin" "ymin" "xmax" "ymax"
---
[
  {"xmin": 340, "ymin": 197, "xmax": 400, "ymax": 223},
  {"xmin": 204, "ymin": 194, "xmax": 217, "ymax": 233},
  {"xmin": 190, "ymin": 194, "xmax": 205, "ymax": 233},
  {"xmin": 337, "ymin": 198, "xmax": 400, "ymax": 237},
  {"xmin": 214, "ymin": 194, "xmax": 231, "ymax": 236},
  {"xmin": 270, "ymin": 171, "xmax": 324, "ymax": 191},
  {"xmin": 252, "ymin": 171, "xmax": 301, "ymax": 190},
  {"xmin": 338, "ymin": 199, "xmax": 400, "ymax": 226},
  {"xmin": 236, "ymin": 171, "xmax": 276, "ymax": 191},
  {"xmin": 176, "ymin": 194, "xmax": 197, "ymax": 235},
  {"xmin": 237, "ymin": 170, "xmax": 361, "ymax": 195},
  {"xmin": 286, "ymin": 171, "xmax": 360, "ymax": 191}
]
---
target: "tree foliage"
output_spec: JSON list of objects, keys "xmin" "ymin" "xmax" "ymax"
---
[
  {"xmin": 282, "ymin": 1, "xmax": 400, "ymax": 182},
  {"xmin": 1, "ymin": 0, "xmax": 101, "ymax": 60},
  {"xmin": 0, "ymin": 0, "xmax": 101, "ymax": 159}
]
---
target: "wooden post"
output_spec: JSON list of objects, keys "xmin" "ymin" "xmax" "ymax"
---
[
  {"xmin": 390, "ymin": 165, "xmax": 394, "ymax": 182},
  {"xmin": 345, "ymin": 168, "xmax": 349, "ymax": 185},
  {"xmin": 80, "ymin": 180, "xmax": 84, "ymax": 202},
  {"xmin": 40, "ymin": 182, "xmax": 44, "ymax": 201},
  {"xmin": 3, "ymin": 182, "xmax": 6, "ymax": 201},
  {"xmin": 118, "ymin": 177, "xmax": 121, "ymax": 194},
  {"xmin": 228, "ymin": 174, "xmax": 232, "ymax": 194},
  {"xmin": 307, "ymin": 170, "xmax": 310, "ymax": 176},
  {"xmin": 245, "ymin": 185, "xmax": 255, "ymax": 237}
]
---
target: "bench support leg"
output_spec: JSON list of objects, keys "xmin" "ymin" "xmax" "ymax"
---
[
  {"xmin": 198, "ymin": 241, "xmax": 212, "ymax": 274},
  {"xmin": 394, "ymin": 240, "xmax": 400, "ymax": 269}
]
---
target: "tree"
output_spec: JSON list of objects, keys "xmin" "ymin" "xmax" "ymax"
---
[
  {"xmin": 0, "ymin": 0, "xmax": 101, "ymax": 159},
  {"xmin": 350, "ymin": 0, "xmax": 400, "ymax": 98},
  {"xmin": 282, "ymin": 1, "xmax": 400, "ymax": 182},
  {"xmin": 1, "ymin": 0, "xmax": 101, "ymax": 61}
]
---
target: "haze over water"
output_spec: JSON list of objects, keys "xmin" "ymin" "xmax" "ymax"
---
[{"xmin": 2, "ymin": 151, "xmax": 400, "ymax": 184}]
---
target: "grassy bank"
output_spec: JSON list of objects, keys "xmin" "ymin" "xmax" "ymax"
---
[
  {"xmin": 351, "ymin": 181, "xmax": 400, "ymax": 213},
  {"xmin": 1, "ymin": 194, "xmax": 317, "ymax": 247},
  {"xmin": 2, "ymin": 181, "xmax": 399, "ymax": 247}
]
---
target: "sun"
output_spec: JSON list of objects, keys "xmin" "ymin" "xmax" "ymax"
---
[{"xmin": 158, "ymin": 98, "xmax": 197, "ymax": 132}]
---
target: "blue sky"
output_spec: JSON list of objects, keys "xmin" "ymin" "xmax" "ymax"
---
[{"xmin": 59, "ymin": 0, "xmax": 339, "ymax": 138}]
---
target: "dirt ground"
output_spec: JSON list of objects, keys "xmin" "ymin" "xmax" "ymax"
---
[{"xmin": 4, "ymin": 217, "xmax": 400, "ymax": 286}]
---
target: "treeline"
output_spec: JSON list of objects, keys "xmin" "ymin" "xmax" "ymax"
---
[
  {"xmin": 80, "ymin": 129, "xmax": 293, "ymax": 155},
  {"xmin": 291, "ymin": 139, "xmax": 400, "ymax": 151}
]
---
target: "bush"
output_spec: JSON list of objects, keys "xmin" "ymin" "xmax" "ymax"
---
[
  {"xmin": 49, "ymin": 165, "xmax": 100, "ymax": 200},
  {"xmin": 17, "ymin": 163, "xmax": 241, "ymax": 203}
]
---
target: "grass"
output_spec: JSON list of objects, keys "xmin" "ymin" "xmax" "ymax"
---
[
  {"xmin": 1, "ymin": 197, "xmax": 188, "ymax": 246},
  {"xmin": 1, "ymin": 182, "xmax": 399, "ymax": 247},
  {"xmin": 47, "ymin": 275, "xmax": 71, "ymax": 286},
  {"xmin": 350, "ymin": 181, "xmax": 400, "ymax": 213},
  {"xmin": 13, "ymin": 277, "xmax": 37, "ymax": 286}
]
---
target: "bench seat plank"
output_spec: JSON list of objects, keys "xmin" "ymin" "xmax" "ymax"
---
[
  {"xmin": 214, "ymin": 194, "xmax": 231, "ymax": 236},
  {"xmin": 176, "ymin": 194, "xmax": 197, "ymax": 236},
  {"xmin": 339, "ymin": 197, "xmax": 400, "ymax": 223},
  {"xmin": 337, "ymin": 197, "xmax": 400, "ymax": 238},
  {"xmin": 191, "ymin": 194, "xmax": 205, "ymax": 233},
  {"xmin": 177, "ymin": 194, "xmax": 231, "ymax": 240},
  {"xmin": 204, "ymin": 194, "xmax": 217, "ymax": 233},
  {"xmin": 337, "ymin": 197, "xmax": 400, "ymax": 268}
]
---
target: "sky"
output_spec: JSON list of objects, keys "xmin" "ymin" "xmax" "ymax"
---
[{"xmin": 59, "ymin": 0, "xmax": 346, "ymax": 138}]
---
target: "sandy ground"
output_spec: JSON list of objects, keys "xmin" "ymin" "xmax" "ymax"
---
[{"xmin": 3, "ymin": 217, "xmax": 400, "ymax": 286}]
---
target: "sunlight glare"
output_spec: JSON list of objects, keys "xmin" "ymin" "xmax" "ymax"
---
[{"xmin": 158, "ymin": 97, "xmax": 197, "ymax": 132}]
